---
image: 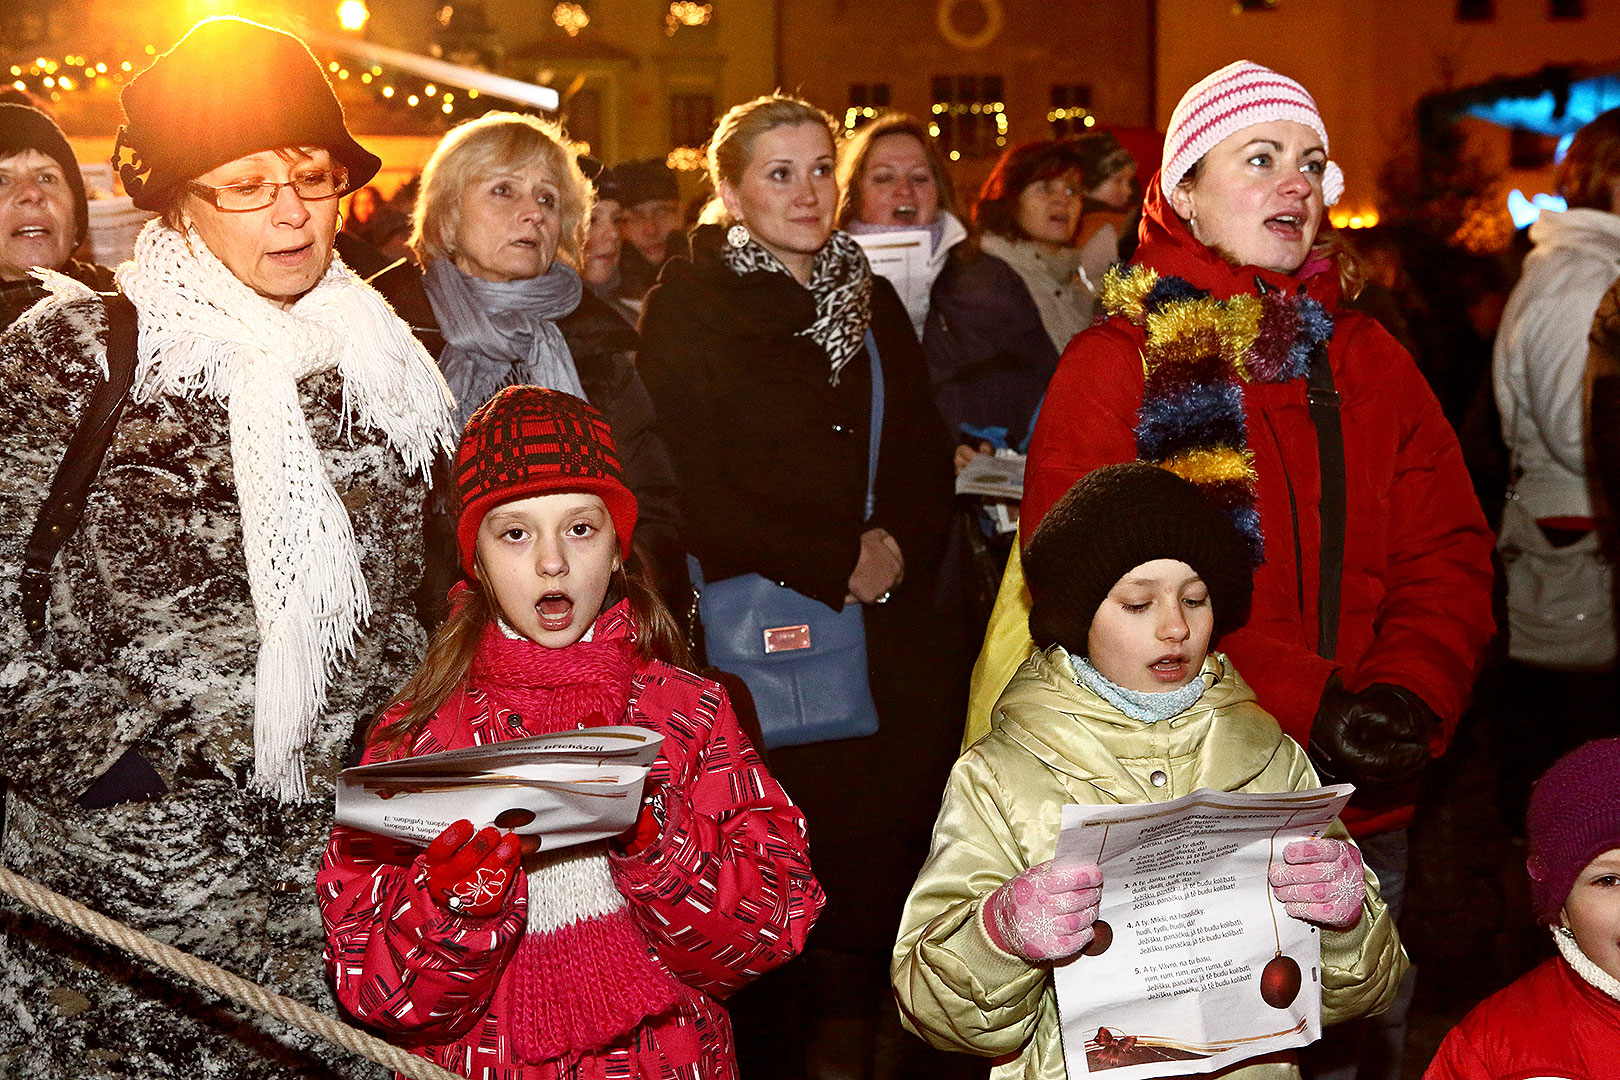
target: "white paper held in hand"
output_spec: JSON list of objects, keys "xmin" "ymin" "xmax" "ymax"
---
[
  {"xmin": 335, "ymin": 726, "xmax": 663, "ymax": 852},
  {"xmin": 1051, "ymin": 785, "xmax": 1354, "ymax": 1078}
]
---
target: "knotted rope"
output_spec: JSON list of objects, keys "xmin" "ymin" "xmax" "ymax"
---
[{"xmin": 0, "ymin": 865, "xmax": 464, "ymax": 1080}]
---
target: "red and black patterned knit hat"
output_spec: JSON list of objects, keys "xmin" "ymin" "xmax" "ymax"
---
[{"xmin": 455, "ymin": 386, "xmax": 637, "ymax": 576}]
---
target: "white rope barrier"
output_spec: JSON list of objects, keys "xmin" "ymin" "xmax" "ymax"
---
[{"xmin": 0, "ymin": 865, "xmax": 466, "ymax": 1080}]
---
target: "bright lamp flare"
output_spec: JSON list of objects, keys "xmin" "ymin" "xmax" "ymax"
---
[{"xmin": 338, "ymin": 0, "xmax": 370, "ymax": 32}]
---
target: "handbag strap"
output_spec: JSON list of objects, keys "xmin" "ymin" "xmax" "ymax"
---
[
  {"xmin": 864, "ymin": 327, "xmax": 883, "ymax": 521},
  {"xmin": 21, "ymin": 292, "xmax": 139, "ymax": 642},
  {"xmin": 1305, "ymin": 339, "xmax": 1345, "ymax": 661}
]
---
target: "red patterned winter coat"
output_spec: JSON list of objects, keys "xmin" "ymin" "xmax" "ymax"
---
[{"xmin": 318, "ymin": 606, "xmax": 825, "ymax": 1080}]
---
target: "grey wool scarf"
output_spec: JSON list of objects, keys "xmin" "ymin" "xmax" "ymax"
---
[{"xmin": 425, "ymin": 257, "xmax": 587, "ymax": 427}]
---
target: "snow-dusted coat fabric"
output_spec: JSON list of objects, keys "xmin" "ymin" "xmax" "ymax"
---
[
  {"xmin": 1423, "ymin": 953, "xmax": 1620, "ymax": 1080},
  {"xmin": 0, "ymin": 292, "xmax": 431, "ymax": 1077},
  {"xmin": 318, "ymin": 607, "xmax": 825, "ymax": 1080},
  {"xmin": 893, "ymin": 649, "xmax": 1406, "ymax": 1080},
  {"xmin": 1493, "ymin": 207, "xmax": 1620, "ymax": 669}
]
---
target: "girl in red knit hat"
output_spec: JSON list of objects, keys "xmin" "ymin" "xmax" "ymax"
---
[
  {"xmin": 1424, "ymin": 736, "xmax": 1620, "ymax": 1079},
  {"xmin": 318, "ymin": 385, "xmax": 825, "ymax": 1080}
]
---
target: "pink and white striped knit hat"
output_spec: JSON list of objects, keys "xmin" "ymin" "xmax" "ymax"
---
[{"xmin": 1161, "ymin": 60, "xmax": 1344, "ymax": 207}]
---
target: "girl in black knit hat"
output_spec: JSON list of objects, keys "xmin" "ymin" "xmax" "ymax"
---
[{"xmin": 895, "ymin": 462, "xmax": 1406, "ymax": 1079}]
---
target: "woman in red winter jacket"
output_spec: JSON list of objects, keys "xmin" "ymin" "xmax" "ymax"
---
[
  {"xmin": 1424, "ymin": 737, "xmax": 1620, "ymax": 1079},
  {"xmin": 317, "ymin": 386, "xmax": 824, "ymax": 1080}
]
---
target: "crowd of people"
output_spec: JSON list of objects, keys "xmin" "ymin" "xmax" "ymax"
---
[{"xmin": 0, "ymin": 14, "xmax": 1616, "ymax": 1080}]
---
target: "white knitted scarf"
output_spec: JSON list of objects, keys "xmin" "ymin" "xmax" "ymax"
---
[{"xmin": 110, "ymin": 219, "xmax": 457, "ymax": 802}]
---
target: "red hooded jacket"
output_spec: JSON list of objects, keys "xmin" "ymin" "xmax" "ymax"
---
[{"xmin": 1024, "ymin": 177, "xmax": 1495, "ymax": 836}]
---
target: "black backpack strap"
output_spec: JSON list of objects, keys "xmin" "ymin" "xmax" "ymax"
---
[
  {"xmin": 21, "ymin": 292, "xmax": 139, "ymax": 642},
  {"xmin": 1306, "ymin": 341, "xmax": 1346, "ymax": 660}
]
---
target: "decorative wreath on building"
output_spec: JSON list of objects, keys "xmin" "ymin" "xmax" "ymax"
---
[{"xmin": 936, "ymin": 0, "xmax": 1004, "ymax": 50}]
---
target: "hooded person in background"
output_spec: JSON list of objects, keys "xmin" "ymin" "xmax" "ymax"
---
[{"xmin": 0, "ymin": 103, "xmax": 114, "ymax": 328}]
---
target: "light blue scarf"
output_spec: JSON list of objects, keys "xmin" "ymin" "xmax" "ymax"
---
[{"xmin": 1064, "ymin": 649, "xmax": 1207, "ymax": 724}]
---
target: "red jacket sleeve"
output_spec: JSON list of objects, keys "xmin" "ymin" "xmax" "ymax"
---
[
  {"xmin": 1023, "ymin": 321, "xmax": 1145, "ymax": 532},
  {"xmin": 317, "ymin": 827, "xmax": 527, "ymax": 1041},
  {"xmin": 610, "ymin": 667, "xmax": 825, "ymax": 998},
  {"xmin": 316, "ymin": 703, "xmax": 527, "ymax": 1041},
  {"xmin": 1334, "ymin": 321, "xmax": 1495, "ymax": 747}
]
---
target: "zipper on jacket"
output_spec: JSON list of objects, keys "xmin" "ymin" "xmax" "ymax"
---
[{"xmin": 1260, "ymin": 408, "xmax": 1308, "ymax": 630}]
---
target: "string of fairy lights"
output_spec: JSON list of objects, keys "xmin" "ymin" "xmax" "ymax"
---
[{"xmin": 5, "ymin": 43, "xmax": 500, "ymax": 118}]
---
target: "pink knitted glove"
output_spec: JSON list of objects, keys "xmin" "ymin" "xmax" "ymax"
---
[
  {"xmin": 982, "ymin": 860, "xmax": 1103, "ymax": 962},
  {"xmin": 1269, "ymin": 837, "xmax": 1365, "ymax": 930}
]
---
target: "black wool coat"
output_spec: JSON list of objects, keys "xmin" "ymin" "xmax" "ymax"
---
[
  {"xmin": 637, "ymin": 224, "xmax": 954, "ymax": 609},
  {"xmin": 637, "ymin": 224, "xmax": 965, "ymax": 955}
]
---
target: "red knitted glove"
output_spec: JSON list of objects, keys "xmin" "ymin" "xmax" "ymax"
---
[
  {"xmin": 422, "ymin": 819, "xmax": 523, "ymax": 917},
  {"xmin": 1269, "ymin": 837, "xmax": 1365, "ymax": 930},
  {"xmin": 982, "ymin": 860, "xmax": 1103, "ymax": 962},
  {"xmin": 615, "ymin": 782, "xmax": 667, "ymax": 857}
]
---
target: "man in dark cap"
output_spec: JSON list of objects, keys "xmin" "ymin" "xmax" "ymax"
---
[
  {"xmin": 0, "ymin": 103, "xmax": 114, "ymax": 328},
  {"xmin": 604, "ymin": 157, "xmax": 682, "ymax": 301}
]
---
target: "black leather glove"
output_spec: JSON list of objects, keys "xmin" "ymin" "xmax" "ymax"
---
[{"xmin": 1307, "ymin": 681, "xmax": 1436, "ymax": 789}]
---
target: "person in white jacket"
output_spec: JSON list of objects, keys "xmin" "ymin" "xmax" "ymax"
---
[{"xmin": 1492, "ymin": 105, "xmax": 1620, "ymax": 830}]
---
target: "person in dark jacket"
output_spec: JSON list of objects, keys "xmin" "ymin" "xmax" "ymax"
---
[
  {"xmin": 923, "ymin": 138, "xmax": 1091, "ymax": 450},
  {"xmin": 0, "ymin": 102, "xmax": 114, "ymax": 328},
  {"xmin": 605, "ymin": 156, "xmax": 682, "ymax": 305},
  {"xmin": 368, "ymin": 111, "xmax": 684, "ymax": 625},
  {"xmin": 636, "ymin": 93, "xmax": 969, "ymax": 1080},
  {"xmin": 0, "ymin": 18, "xmax": 456, "ymax": 1077}
]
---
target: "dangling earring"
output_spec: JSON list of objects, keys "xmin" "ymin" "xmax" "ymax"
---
[{"xmin": 726, "ymin": 223, "xmax": 750, "ymax": 248}]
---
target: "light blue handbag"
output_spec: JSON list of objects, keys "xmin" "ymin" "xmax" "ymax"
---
[{"xmin": 691, "ymin": 330, "xmax": 885, "ymax": 749}]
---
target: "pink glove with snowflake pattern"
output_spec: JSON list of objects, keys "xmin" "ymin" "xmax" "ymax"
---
[
  {"xmin": 1269, "ymin": 837, "xmax": 1364, "ymax": 930},
  {"xmin": 982, "ymin": 860, "xmax": 1103, "ymax": 962}
]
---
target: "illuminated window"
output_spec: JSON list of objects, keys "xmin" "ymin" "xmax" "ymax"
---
[
  {"xmin": 1049, "ymin": 84, "xmax": 1093, "ymax": 138},
  {"xmin": 669, "ymin": 92, "xmax": 715, "ymax": 152},
  {"xmin": 844, "ymin": 84, "xmax": 891, "ymax": 133},
  {"xmin": 931, "ymin": 74, "xmax": 1005, "ymax": 159},
  {"xmin": 1456, "ymin": 0, "xmax": 1494, "ymax": 21}
]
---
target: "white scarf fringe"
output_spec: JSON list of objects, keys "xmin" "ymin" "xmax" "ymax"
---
[{"xmin": 109, "ymin": 220, "xmax": 455, "ymax": 802}]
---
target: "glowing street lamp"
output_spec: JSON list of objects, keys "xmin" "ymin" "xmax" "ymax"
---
[{"xmin": 338, "ymin": 0, "xmax": 370, "ymax": 33}]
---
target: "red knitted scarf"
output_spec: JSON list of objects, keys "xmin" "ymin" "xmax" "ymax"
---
[{"xmin": 469, "ymin": 601, "xmax": 685, "ymax": 1067}]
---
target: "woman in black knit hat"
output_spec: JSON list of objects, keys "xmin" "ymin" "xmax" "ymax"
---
[
  {"xmin": 0, "ymin": 16, "xmax": 454, "ymax": 1078},
  {"xmin": 895, "ymin": 462, "xmax": 1406, "ymax": 1079},
  {"xmin": 0, "ymin": 101, "xmax": 115, "ymax": 328}
]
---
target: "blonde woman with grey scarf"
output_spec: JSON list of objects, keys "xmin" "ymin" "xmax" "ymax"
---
[{"xmin": 368, "ymin": 112, "xmax": 685, "ymax": 625}]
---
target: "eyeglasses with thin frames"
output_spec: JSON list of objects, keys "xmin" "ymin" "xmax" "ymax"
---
[{"xmin": 185, "ymin": 167, "xmax": 352, "ymax": 213}]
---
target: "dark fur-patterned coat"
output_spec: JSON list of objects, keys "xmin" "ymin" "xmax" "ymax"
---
[{"xmin": 0, "ymin": 292, "xmax": 429, "ymax": 1078}]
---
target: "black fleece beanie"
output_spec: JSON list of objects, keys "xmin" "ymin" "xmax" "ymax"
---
[
  {"xmin": 1024, "ymin": 462, "xmax": 1253, "ymax": 655},
  {"xmin": 115, "ymin": 17, "xmax": 380, "ymax": 213},
  {"xmin": 0, "ymin": 104, "xmax": 89, "ymax": 245}
]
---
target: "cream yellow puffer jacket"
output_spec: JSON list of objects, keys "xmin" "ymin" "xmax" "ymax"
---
[{"xmin": 892, "ymin": 647, "xmax": 1408, "ymax": 1080}]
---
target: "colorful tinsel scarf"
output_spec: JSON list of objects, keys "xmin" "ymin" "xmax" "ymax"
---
[{"xmin": 1097, "ymin": 264, "xmax": 1334, "ymax": 564}]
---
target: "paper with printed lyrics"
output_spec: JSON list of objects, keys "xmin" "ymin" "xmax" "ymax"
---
[
  {"xmin": 851, "ymin": 228, "xmax": 934, "ymax": 321},
  {"xmin": 955, "ymin": 450, "xmax": 1026, "ymax": 499},
  {"xmin": 1051, "ymin": 785, "xmax": 1355, "ymax": 1078},
  {"xmin": 335, "ymin": 726, "xmax": 662, "ymax": 852}
]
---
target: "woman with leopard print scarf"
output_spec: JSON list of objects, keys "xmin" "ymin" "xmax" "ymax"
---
[{"xmin": 635, "ymin": 93, "xmax": 970, "ymax": 1080}]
